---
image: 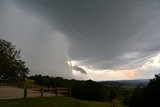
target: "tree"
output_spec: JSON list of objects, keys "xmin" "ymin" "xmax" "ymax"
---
[
  {"xmin": 147, "ymin": 74, "xmax": 160, "ymax": 89},
  {"xmin": 0, "ymin": 39, "xmax": 29, "ymax": 82},
  {"xmin": 129, "ymin": 74, "xmax": 160, "ymax": 107}
]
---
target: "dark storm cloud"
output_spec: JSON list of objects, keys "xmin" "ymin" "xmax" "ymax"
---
[
  {"xmin": 1, "ymin": 0, "xmax": 160, "ymax": 79},
  {"xmin": 72, "ymin": 65, "xmax": 87, "ymax": 74}
]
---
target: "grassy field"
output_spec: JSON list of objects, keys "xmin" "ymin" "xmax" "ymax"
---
[{"xmin": 0, "ymin": 97, "xmax": 128, "ymax": 107}]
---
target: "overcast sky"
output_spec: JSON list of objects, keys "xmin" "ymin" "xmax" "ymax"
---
[{"xmin": 1, "ymin": 0, "xmax": 160, "ymax": 80}]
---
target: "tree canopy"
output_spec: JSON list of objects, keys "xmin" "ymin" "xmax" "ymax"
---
[
  {"xmin": 128, "ymin": 74, "xmax": 160, "ymax": 107},
  {"xmin": 0, "ymin": 39, "xmax": 29, "ymax": 82}
]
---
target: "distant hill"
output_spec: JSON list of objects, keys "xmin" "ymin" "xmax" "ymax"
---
[{"xmin": 100, "ymin": 79, "xmax": 150, "ymax": 89}]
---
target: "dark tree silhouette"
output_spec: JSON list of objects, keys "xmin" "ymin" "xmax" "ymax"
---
[
  {"xmin": 0, "ymin": 39, "xmax": 29, "ymax": 82},
  {"xmin": 129, "ymin": 74, "xmax": 160, "ymax": 107},
  {"xmin": 147, "ymin": 74, "xmax": 160, "ymax": 89}
]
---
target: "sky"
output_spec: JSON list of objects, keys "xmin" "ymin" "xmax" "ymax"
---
[{"xmin": 0, "ymin": 0, "xmax": 160, "ymax": 81}]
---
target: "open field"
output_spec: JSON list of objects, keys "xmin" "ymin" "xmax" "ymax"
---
[{"xmin": 0, "ymin": 96, "xmax": 128, "ymax": 107}]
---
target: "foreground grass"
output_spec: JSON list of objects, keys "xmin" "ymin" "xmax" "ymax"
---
[
  {"xmin": 0, "ymin": 97, "xmax": 128, "ymax": 107},
  {"xmin": 83, "ymin": 100, "xmax": 128, "ymax": 107}
]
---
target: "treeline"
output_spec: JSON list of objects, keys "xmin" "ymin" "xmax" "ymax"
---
[{"xmin": 28, "ymin": 75, "xmax": 129, "ymax": 101}]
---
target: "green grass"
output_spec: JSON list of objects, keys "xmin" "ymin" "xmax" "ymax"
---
[
  {"xmin": 0, "ymin": 97, "xmax": 128, "ymax": 107},
  {"xmin": 82, "ymin": 100, "xmax": 128, "ymax": 107}
]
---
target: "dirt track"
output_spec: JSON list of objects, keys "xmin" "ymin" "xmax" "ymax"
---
[{"xmin": 0, "ymin": 86, "xmax": 56, "ymax": 99}]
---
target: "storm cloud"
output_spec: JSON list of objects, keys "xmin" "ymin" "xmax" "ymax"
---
[
  {"xmin": 1, "ymin": 0, "xmax": 160, "ymax": 80},
  {"xmin": 72, "ymin": 65, "xmax": 87, "ymax": 74}
]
